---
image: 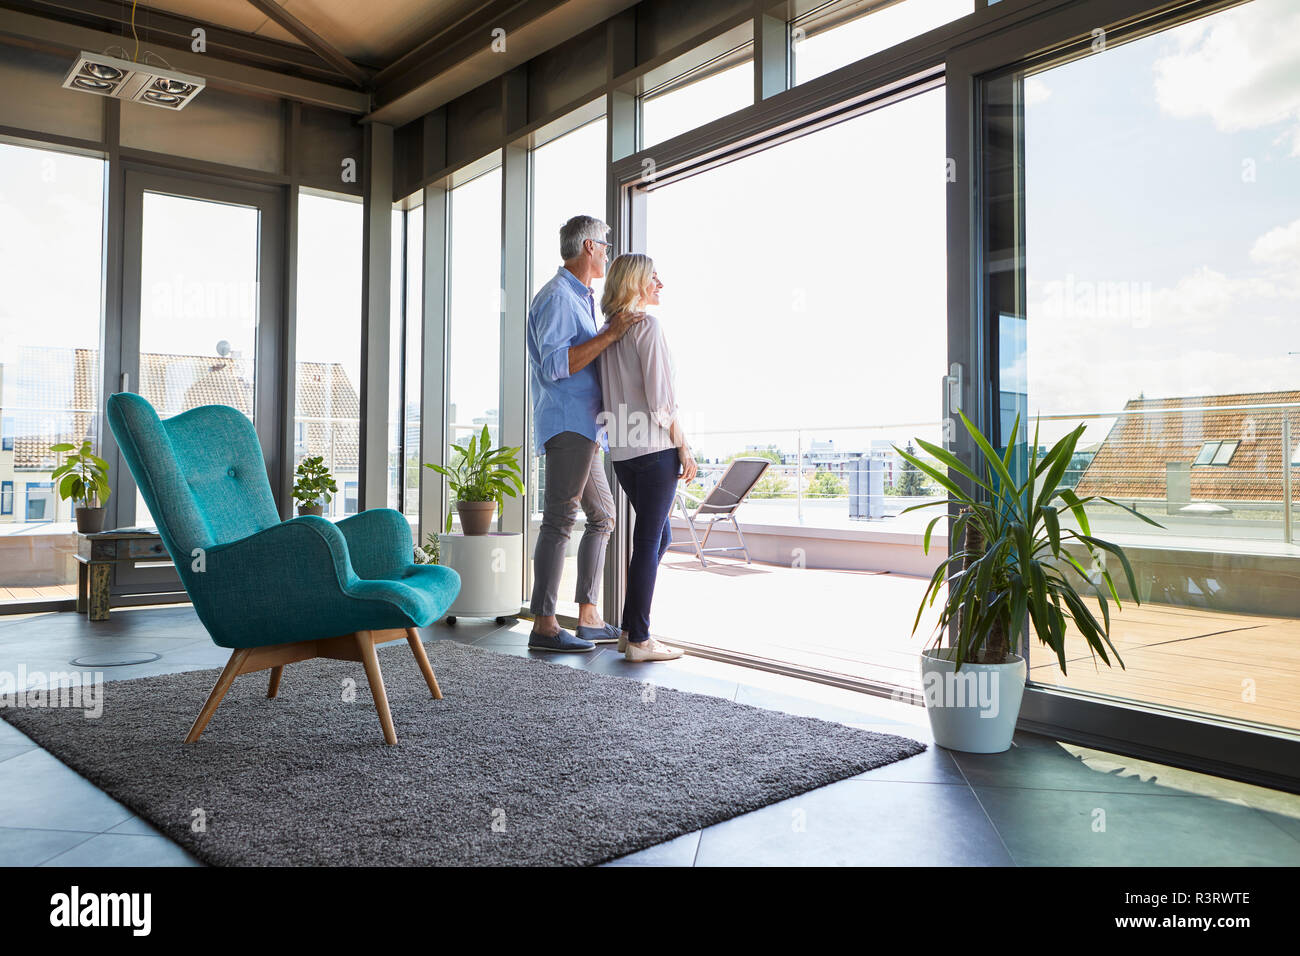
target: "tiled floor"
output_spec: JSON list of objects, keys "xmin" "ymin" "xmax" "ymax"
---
[{"xmin": 1, "ymin": 605, "xmax": 1299, "ymax": 866}]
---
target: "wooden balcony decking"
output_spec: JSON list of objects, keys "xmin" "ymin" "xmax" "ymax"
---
[
  {"xmin": 1, "ymin": 584, "xmax": 77, "ymax": 602},
  {"xmin": 647, "ymin": 553, "xmax": 1300, "ymax": 733}
]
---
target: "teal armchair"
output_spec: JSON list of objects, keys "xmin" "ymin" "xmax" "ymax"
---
[{"xmin": 106, "ymin": 392, "xmax": 461, "ymax": 744}]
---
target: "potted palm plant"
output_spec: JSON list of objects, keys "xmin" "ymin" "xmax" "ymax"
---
[
  {"xmin": 424, "ymin": 425, "xmax": 524, "ymax": 535},
  {"xmin": 51, "ymin": 440, "xmax": 111, "ymax": 534},
  {"xmin": 897, "ymin": 411, "xmax": 1161, "ymax": 753},
  {"xmin": 292, "ymin": 455, "xmax": 337, "ymax": 517}
]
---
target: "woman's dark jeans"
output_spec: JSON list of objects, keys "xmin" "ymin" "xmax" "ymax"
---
[{"xmin": 611, "ymin": 447, "xmax": 679, "ymax": 644}]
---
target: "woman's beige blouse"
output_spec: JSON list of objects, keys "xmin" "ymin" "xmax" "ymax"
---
[{"xmin": 598, "ymin": 312, "xmax": 679, "ymax": 462}]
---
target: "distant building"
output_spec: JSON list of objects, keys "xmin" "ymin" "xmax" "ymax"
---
[{"xmin": 1075, "ymin": 390, "xmax": 1299, "ymax": 507}]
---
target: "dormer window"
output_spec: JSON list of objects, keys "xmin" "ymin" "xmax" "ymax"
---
[{"xmin": 1193, "ymin": 440, "xmax": 1238, "ymax": 466}]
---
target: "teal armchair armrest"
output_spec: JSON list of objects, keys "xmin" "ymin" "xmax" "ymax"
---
[{"xmin": 336, "ymin": 508, "xmax": 413, "ymax": 580}]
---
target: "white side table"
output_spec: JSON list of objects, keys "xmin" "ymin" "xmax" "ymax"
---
[{"xmin": 437, "ymin": 531, "xmax": 523, "ymax": 625}]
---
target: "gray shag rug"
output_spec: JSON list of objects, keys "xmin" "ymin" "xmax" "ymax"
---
[{"xmin": 0, "ymin": 639, "xmax": 925, "ymax": 866}]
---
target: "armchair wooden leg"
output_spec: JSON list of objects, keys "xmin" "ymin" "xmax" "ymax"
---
[
  {"xmin": 186, "ymin": 648, "xmax": 250, "ymax": 743},
  {"xmin": 267, "ymin": 665, "xmax": 283, "ymax": 698},
  {"xmin": 406, "ymin": 627, "xmax": 443, "ymax": 700},
  {"xmin": 355, "ymin": 631, "xmax": 397, "ymax": 745}
]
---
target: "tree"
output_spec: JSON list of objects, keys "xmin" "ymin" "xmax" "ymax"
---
[
  {"xmin": 809, "ymin": 469, "xmax": 846, "ymax": 499},
  {"xmin": 895, "ymin": 442, "xmax": 927, "ymax": 496},
  {"xmin": 727, "ymin": 447, "xmax": 782, "ymax": 465},
  {"xmin": 750, "ymin": 472, "xmax": 791, "ymax": 499}
]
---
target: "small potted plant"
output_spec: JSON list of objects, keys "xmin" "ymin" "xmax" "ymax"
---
[
  {"xmin": 51, "ymin": 440, "xmax": 111, "ymax": 534},
  {"xmin": 413, "ymin": 532, "xmax": 440, "ymax": 565},
  {"xmin": 424, "ymin": 425, "xmax": 524, "ymax": 535},
  {"xmin": 292, "ymin": 455, "xmax": 337, "ymax": 517},
  {"xmin": 897, "ymin": 411, "xmax": 1161, "ymax": 753}
]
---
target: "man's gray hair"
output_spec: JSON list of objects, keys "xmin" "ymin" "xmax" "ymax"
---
[{"xmin": 559, "ymin": 215, "xmax": 609, "ymax": 260}]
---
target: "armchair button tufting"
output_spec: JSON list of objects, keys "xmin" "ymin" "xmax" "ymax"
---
[{"xmin": 227, "ymin": 467, "xmax": 237, "ymax": 477}]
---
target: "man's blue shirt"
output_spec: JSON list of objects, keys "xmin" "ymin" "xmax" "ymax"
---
[{"xmin": 527, "ymin": 266, "xmax": 608, "ymax": 455}]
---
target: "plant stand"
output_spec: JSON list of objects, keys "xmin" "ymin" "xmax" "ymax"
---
[{"xmin": 437, "ymin": 532, "xmax": 522, "ymax": 625}]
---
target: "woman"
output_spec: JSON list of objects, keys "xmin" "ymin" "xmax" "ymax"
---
[{"xmin": 598, "ymin": 254, "xmax": 696, "ymax": 662}]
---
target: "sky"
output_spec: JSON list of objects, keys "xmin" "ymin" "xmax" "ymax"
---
[{"xmin": 1021, "ymin": 0, "xmax": 1300, "ymax": 446}]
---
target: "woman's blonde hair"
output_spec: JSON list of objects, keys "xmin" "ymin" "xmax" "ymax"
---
[{"xmin": 601, "ymin": 253, "xmax": 655, "ymax": 318}]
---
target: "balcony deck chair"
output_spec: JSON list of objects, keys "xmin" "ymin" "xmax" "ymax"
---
[
  {"xmin": 667, "ymin": 457, "xmax": 770, "ymax": 567},
  {"xmin": 106, "ymin": 392, "xmax": 462, "ymax": 745}
]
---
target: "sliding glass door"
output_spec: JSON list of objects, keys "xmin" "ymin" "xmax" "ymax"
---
[
  {"xmin": 983, "ymin": 0, "xmax": 1300, "ymax": 733},
  {"xmin": 629, "ymin": 83, "xmax": 950, "ymax": 688}
]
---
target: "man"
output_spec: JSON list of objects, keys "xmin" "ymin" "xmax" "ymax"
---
[{"xmin": 526, "ymin": 215, "xmax": 644, "ymax": 652}]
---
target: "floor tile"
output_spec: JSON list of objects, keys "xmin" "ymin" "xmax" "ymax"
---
[
  {"xmin": 39, "ymin": 832, "xmax": 202, "ymax": 867},
  {"xmin": 0, "ymin": 748, "xmax": 134, "ymax": 833},
  {"xmin": 106, "ymin": 816, "xmax": 166, "ymax": 837},
  {"xmin": 950, "ymin": 731, "xmax": 1210, "ymax": 796},
  {"xmin": 0, "ymin": 827, "xmax": 97, "ymax": 866},
  {"xmin": 0, "ymin": 742, "xmax": 35, "ymax": 764},
  {"xmin": 603, "ymin": 830, "xmax": 701, "ymax": 866},
  {"xmin": 694, "ymin": 779, "xmax": 1013, "ymax": 866},
  {"xmin": 974, "ymin": 787, "xmax": 1300, "ymax": 866}
]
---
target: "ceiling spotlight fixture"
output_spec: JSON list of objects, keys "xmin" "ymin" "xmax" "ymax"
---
[{"xmin": 62, "ymin": 51, "xmax": 205, "ymax": 111}]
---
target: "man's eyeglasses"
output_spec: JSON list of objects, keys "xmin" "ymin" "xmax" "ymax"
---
[{"xmin": 590, "ymin": 239, "xmax": 613, "ymax": 254}]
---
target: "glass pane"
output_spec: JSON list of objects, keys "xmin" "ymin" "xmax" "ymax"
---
[
  {"xmin": 793, "ymin": 0, "xmax": 974, "ymax": 85},
  {"xmin": 388, "ymin": 209, "xmax": 404, "ymax": 511},
  {"xmin": 640, "ymin": 87, "xmax": 947, "ymax": 684},
  {"xmin": 988, "ymin": 0, "xmax": 1300, "ymax": 731},
  {"xmin": 295, "ymin": 191, "xmax": 362, "ymax": 520},
  {"xmin": 0, "ymin": 143, "xmax": 104, "ymax": 602},
  {"xmin": 447, "ymin": 165, "xmax": 502, "ymax": 533},
  {"xmin": 137, "ymin": 191, "xmax": 259, "ymax": 525},
  {"xmin": 528, "ymin": 118, "xmax": 608, "ymax": 617},
  {"xmin": 641, "ymin": 51, "xmax": 753, "ymax": 149},
  {"xmin": 404, "ymin": 205, "xmax": 424, "ymax": 525},
  {"xmin": 1211, "ymin": 441, "xmax": 1238, "ymax": 466}
]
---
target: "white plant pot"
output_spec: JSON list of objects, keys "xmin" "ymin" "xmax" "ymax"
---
[{"xmin": 919, "ymin": 647, "xmax": 1026, "ymax": 753}]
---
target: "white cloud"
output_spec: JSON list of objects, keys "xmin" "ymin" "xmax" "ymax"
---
[
  {"xmin": 1250, "ymin": 217, "xmax": 1300, "ymax": 266},
  {"xmin": 1151, "ymin": 0, "xmax": 1300, "ymax": 154},
  {"xmin": 1024, "ymin": 76, "xmax": 1052, "ymax": 108}
]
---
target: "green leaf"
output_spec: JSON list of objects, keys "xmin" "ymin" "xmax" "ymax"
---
[
  {"xmin": 1056, "ymin": 488, "xmax": 1092, "ymax": 537},
  {"xmin": 959, "ymin": 410, "xmax": 1020, "ymax": 521},
  {"xmin": 907, "ymin": 437, "xmax": 993, "ymax": 495},
  {"xmin": 1042, "ymin": 504, "xmax": 1061, "ymax": 557},
  {"xmin": 1077, "ymin": 534, "xmax": 1140, "ymax": 604}
]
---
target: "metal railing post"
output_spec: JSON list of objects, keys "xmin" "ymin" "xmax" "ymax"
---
[
  {"xmin": 1284, "ymin": 413, "xmax": 1293, "ymax": 545},
  {"xmin": 795, "ymin": 428, "xmax": 803, "ymax": 523}
]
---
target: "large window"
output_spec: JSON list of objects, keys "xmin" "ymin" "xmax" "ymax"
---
[
  {"xmin": 404, "ymin": 205, "xmax": 424, "ymax": 524},
  {"xmin": 0, "ymin": 142, "xmax": 104, "ymax": 601},
  {"xmin": 446, "ymin": 164, "xmax": 503, "ymax": 531},
  {"xmin": 295, "ymin": 190, "xmax": 362, "ymax": 519},
  {"xmin": 641, "ymin": 44, "xmax": 753, "ymax": 149},
  {"xmin": 637, "ymin": 86, "xmax": 947, "ymax": 682},
  {"xmin": 792, "ymin": 0, "xmax": 974, "ymax": 85},
  {"xmin": 987, "ymin": 0, "xmax": 1300, "ymax": 731},
  {"xmin": 388, "ymin": 201, "xmax": 423, "ymax": 525},
  {"xmin": 527, "ymin": 117, "xmax": 608, "ymax": 617}
]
